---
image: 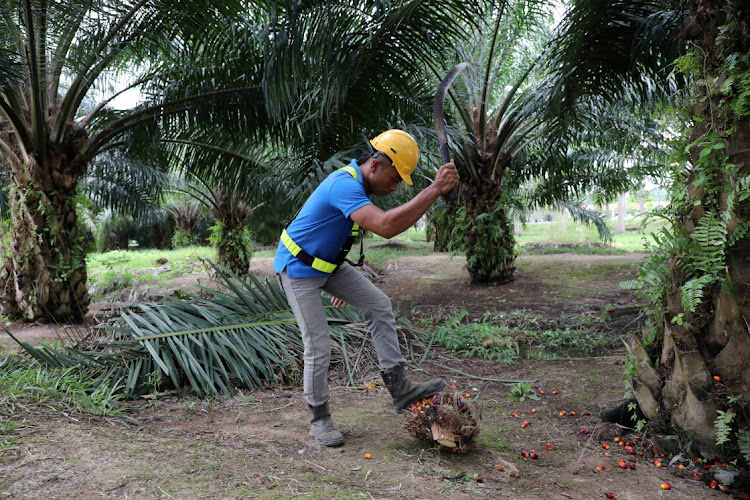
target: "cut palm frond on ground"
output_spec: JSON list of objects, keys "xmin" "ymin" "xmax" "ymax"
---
[{"xmin": 4, "ymin": 263, "xmax": 388, "ymax": 398}]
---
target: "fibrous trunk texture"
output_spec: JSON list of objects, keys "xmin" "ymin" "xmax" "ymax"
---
[
  {"xmin": 631, "ymin": 0, "xmax": 750, "ymax": 460},
  {"xmin": 462, "ymin": 177, "xmax": 516, "ymax": 284},
  {"xmin": 1, "ymin": 151, "xmax": 89, "ymax": 322}
]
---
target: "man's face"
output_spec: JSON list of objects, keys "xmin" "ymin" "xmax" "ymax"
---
[{"xmin": 370, "ymin": 160, "xmax": 403, "ymax": 196}]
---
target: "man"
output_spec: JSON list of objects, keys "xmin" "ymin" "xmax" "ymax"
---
[{"xmin": 274, "ymin": 129, "xmax": 459, "ymax": 447}]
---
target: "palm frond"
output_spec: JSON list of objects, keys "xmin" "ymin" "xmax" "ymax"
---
[
  {"xmin": 81, "ymin": 150, "xmax": 173, "ymax": 220},
  {"xmin": 6, "ymin": 262, "xmax": 374, "ymax": 399},
  {"xmin": 260, "ymin": 0, "xmax": 486, "ymax": 160},
  {"xmin": 545, "ymin": 0, "xmax": 687, "ymax": 120}
]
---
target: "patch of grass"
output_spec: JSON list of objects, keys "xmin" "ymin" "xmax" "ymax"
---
[
  {"xmin": 525, "ymin": 328, "xmax": 615, "ymax": 350},
  {"xmin": 362, "ymin": 243, "xmax": 434, "ymax": 268},
  {"xmin": 427, "ymin": 309, "xmax": 618, "ymax": 357},
  {"xmin": 422, "ymin": 311, "xmax": 519, "ymax": 364},
  {"xmin": 523, "ymin": 245, "xmax": 627, "ymax": 256},
  {"xmin": 516, "ymin": 218, "xmax": 665, "ymax": 255},
  {"xmin": 86, "ymin": 246, "xmax": 214, "ymax": 298},
  {"xmin": 0, "ymin": 417, "xmax": 18, "ymax": 451},
  {"xmin": 0, "ymin": 362, "xmax": 124, "ymax": 417}
]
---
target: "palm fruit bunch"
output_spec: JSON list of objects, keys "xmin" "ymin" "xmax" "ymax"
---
[{"xmin": 403, "ymin": 391, "xmax": 482, "ymax": 453}]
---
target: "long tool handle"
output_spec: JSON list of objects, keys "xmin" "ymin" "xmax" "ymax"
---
[
  {"xmin": 440, "ymin": 142, "xmax": 457, "ymax": 201},
  {"xmin": 434, "ymin": 63, "xmax": 467, "ymax": 203}
]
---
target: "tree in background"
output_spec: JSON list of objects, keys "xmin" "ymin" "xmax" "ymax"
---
[
  {"xmin": 0, "ymin": 0, "xmax": 270, "ymax": 322},
  {"xmin": 430, "ymin": 0, "xmax": 666, "ymax": 283},
  {"xmin": 165, "ymin": 197, "xmax": 204, "ymax": 249},
  {"xmin": 208, "ymin": 185, "xmax": 255, "ymax": 275}
]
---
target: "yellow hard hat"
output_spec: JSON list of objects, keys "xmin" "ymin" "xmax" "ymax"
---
[{"xmin": 369, "ymin": 129, "xmax": 419, "ymax": 185}]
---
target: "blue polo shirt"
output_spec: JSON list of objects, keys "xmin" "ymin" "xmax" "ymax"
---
[{"xmin": 273, "ymin": 160, "xmax": 372, "ymax": 278}]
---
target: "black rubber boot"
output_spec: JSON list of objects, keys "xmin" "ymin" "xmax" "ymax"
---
[
  {"xmin": 309, "ymin": 402, "xmax": 344, "ymax": 447},
  {"xmin": 381, "ymin": 364, "xmax": 446, "ymax": 413},
  {"xmin": 600, "ymin": 398, "xmax": 647, "ymax": 426}
]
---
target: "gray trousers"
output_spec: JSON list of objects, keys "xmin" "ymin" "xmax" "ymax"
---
[{"xmin": 279, "ymin": 263, "xmax": 406, "ymax": 407}]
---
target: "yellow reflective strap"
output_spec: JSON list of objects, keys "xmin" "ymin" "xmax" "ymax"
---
[
  {"xmin": 311, "ymin": 257, "xmax": 337, "ymax": 273},
  {"xmin": 338, "ymin": 166, "xmax": 359, "ymax": 180},
  {"xmin": 281, "ymin": 229, "xmax": 338, "ymax": 273},
  {"xmin": 280, "ymin": 229, "xmax": 302, "ymax": 256},
  {"xmin": 337, "ymin": 168, "xmax": 361, "ymax": 237}
]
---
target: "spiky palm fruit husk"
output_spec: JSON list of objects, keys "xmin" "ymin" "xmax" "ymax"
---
[{"xmin": 404, "ymin": 392, "xmax": 482, "ymax": 453}]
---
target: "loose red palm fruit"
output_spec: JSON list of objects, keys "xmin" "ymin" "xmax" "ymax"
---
[
  {"xmin": 711, "ymin": 480, "xmax": 719, "ymax": 488},
  {"xmin": 691, "ymin": 472, "xmax": 701, "ymax": 479},
  {"xmin": 364, "ymin": 453, "xmax": 371, "ymax": 459},
  {"xmin": 660, "ymin": 483, "xmax": 671, "ymax": 490},
  {"xmin": 653, "ymin": 460, "xmax": 662, "ymax": 467},
  {"xmin": 546, "ymin": 443, "xmax": 553, "ymax": 450},
  {"xmin": 529, "ymin": 451, "xmax": 538, "ymax": 459},
  {"xmin": 521, "ymin": 451, "xmax": 529, "ymax": 458},
  {"xmin": 476, "ymin": 475, "xmax": 484, "ymax": 483},
  {"xmin": 596, "ymin": 465, "xmax": 605, "ymax": 471},
  {"xmin": 606, "ymin": 492, "xmax": 615, "ymax": 499},
  {"xmin": 602, "ymin": 443, "xmax": 610, "ymax": 450}
]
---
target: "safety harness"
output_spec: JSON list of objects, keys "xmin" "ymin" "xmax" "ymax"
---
[{"xmin": 280, "ymin": 166, "xmax": 365, "ymax": 274}]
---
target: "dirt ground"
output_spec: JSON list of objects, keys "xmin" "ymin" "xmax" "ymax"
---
[{"xmin": 0, "ymin": 252, "xmax": 734, "ymax": 499}]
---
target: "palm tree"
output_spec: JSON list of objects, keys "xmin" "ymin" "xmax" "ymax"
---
[
  {"xmin": 554, "ymin": 0, "xmax": 750, "ymax": 461},
  {"xmin": 429, "ymin": 0, "xmax": 666, "ymax": 283},
  {"xmin": 0, "ymin": 0, "xmax": 273, "ymax": 322}
]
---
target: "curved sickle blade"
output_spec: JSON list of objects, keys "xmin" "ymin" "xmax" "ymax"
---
[{"xmin": 433, "ymin": 62, "xmax": 468, "ymax": 201}]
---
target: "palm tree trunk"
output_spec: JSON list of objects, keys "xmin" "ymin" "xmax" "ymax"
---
[
  {"xmin": 462, "ymin": 178, "xmax": 516, "ymax": 284},
  {"xmin": 631, "ymin": 1, "xmax": 750, "ymax": 459},
  {"xmin": 0, "ymin": 156, "xmax": 89, "ymax": 322},
  {"xmin": 210, "ymin": 186, "xmax": 253, "ymax": 275}
]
